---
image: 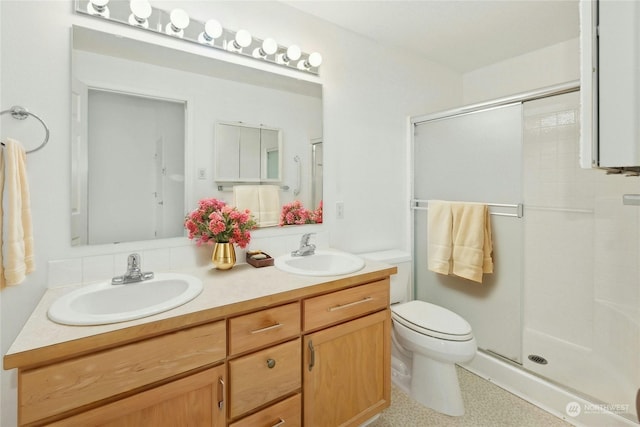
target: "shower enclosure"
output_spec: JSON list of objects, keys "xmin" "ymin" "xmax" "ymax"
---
[{"xmin": 412, "ymin": 86, "xmax": 639, "ymax": 423}]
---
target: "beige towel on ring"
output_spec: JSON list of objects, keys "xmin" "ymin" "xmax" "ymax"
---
[{"xmin": 0, "ymin": 138, "xmax": 35, "ymax": 287}]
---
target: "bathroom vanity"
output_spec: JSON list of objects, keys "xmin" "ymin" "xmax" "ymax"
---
[{"xmin": 3, "ymin": 261, "xmax": 395, "ymax": 427}]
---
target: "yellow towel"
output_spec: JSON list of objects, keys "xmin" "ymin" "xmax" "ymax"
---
[
  {"xmin": 0, "ymin": 138, "xmax": 35, "ymax": 287},
  {"xmin": 427, "ymin": 200, "xmax": 453, "ymax": 275},
  {"xmin": 427, "ymin": 200, "xmax": 493, "ymax": 283},
  {"xmin": 451, "ymin": 202, "xmax": 493, "ymax": 283}
]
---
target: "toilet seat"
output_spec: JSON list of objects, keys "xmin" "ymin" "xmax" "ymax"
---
[{"xmin": 391, "ymin": 300, "xmax": 473, "ymax": 341}]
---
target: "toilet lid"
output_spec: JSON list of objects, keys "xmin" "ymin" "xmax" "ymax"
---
[{"xmin": 391, "ymin": 300, "xmax": 473, "ymax": 341}]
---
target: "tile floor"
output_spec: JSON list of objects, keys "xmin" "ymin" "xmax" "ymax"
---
[{"xmin": 369, "ymin": 367, "xmax": 573, "ymax": 426}]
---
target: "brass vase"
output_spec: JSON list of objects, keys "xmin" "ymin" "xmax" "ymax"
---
[{"xmin": 212, "ymin": 242, "xmax": 236, "ymax": 270}]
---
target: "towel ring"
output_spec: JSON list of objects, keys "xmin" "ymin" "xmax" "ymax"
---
[{"xmin": 0, "ymin": 105, "xmax": 50, "ymax": 154}]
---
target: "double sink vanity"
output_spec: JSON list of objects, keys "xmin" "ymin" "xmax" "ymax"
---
[{"xmin": 3, "ymin": 250, "xmax": 396, "ymax": 427}]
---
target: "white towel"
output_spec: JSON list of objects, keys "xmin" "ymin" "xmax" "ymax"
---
[
  {"xmin": 0, "ymin": 138, "xmax": 34, "ymax": 287},
  {"xmin": 233, "ymin": 185, "xmax": 260, "ymax": 219},
  {"xmin": 233, "ymin": 185, "xmax": 280, "ymax": 227},
  {"xmin": 257, "ymin": 185, "xmax": 280, "ymax": 227}
]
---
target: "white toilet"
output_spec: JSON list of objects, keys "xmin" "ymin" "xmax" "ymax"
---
[{"xmin": 361, "ymin": 250, "xmax": 477, "ymax": 417}]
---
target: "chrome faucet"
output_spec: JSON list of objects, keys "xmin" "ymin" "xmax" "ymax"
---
[
  {"xmin": 112, "ymin": 253, "xmax": 154, "ymax": 285},
  {"xmin": 291, "ymin": 233, "xmax": 316, "ymax": 257}
]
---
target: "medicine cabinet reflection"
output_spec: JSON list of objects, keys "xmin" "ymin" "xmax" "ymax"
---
[{"xmin": 215, "ymin": 122, "xmax": 282, "ymax": 182}]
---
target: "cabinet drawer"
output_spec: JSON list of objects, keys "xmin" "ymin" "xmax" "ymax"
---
[
  {"xmin": 230, "ymin": 393, "xmax": 301, "ymax": 427},
  {"xmin": 19, "ymin": 321, "xmax": 226, "ymax": 425},
  {"xmin": 303, "ymin": 279, "xmax": 389, "ymax": 332},
  {"xmin": 229, "ymin": 302, "xmax": 300, "ymax": 355},
  {"xmin": 229, "ymin": 338, "xmax": 301, "ymax": 419}
]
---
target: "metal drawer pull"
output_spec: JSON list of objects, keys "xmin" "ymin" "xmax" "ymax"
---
[
  {"xmin": 217, "ymin": 377, "xmax": 225, "ymax": 410},
  {"xmin": 272, "ymin": 418, "xmax": 286, "ymax": 427},
  {"xmin": 250, "ymin": 323, "xmax": 283, "ymax": 334},
  {"xmin": 308, "ymin": 340, "xmax": 315, "ymax": 371},
  {"xmin": 328, "ymin": 296, "xmax": 373, "ymax": 312},
  {"xmin": 267, "ymin": 358, "xmax": 276, "ymax": 369}
]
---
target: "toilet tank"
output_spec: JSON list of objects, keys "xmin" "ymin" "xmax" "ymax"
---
[{"xmin": 360, "ymin": 250, "xmax": 412, "ymax": 304}]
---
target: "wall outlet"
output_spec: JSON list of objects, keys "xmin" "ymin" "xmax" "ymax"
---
[
  {"xmin": 197, "ymin": 168, "xmax": 207, "ymax": 180},
  {"xmin": 336, "ymin": 201, "xmax": 344, "ymax": 219}
]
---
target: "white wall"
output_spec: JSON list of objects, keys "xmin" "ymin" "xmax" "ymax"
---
[
  {"xmin": 463, "ymin": 38, "xmax": 580, "ymax": 105},
  {"xmin": 0, "ymin": 2, "xmax": 462, "ymax": 425}
]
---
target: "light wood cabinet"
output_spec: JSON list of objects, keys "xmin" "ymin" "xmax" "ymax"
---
[
  {"xmin": 229, "ymin": 392, "xmax": 301, "ymax": 427},
  {"xmin": 47, "ymin": 365, "xmax": 226, "ymax": 427},
  {"xmin": 228, "ymin": 338, "xmax": 301, "ymax": 419},
  {"xmin": 19, "ymin": 321, "xmax": 226, "ymax": 426},
  {"xmin": 303, "ymin": 310, "xmax": 391, "ymax": 427}
]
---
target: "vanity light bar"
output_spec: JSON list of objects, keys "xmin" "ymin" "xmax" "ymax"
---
[{"xmin": 76, "ymin": 0, "xmax": 322, "ymax": 75}]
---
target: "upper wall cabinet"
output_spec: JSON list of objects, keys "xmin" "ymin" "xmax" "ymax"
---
[
  {"xmin": 215, "ymin": 122, "xmax": 282, "ymax": 183},
  {"xmin": 580, "ymin": 0, "xmax": 640, "ymax": 173}
]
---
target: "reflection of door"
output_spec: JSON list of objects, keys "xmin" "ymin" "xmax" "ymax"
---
[
  {"xmin": 86, "ymin": 90, "xmax": 185, "ymax": 245},
  {"xmin": 70, "ymin": 78, "xmax": 88, "ymax": 246}
]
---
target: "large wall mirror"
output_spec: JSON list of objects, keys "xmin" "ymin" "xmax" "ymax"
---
[{"xmin": 71, "ymin": 26, "xmax": 323, "ymax": 246}]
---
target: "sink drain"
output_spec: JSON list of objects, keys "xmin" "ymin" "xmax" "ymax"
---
[{"xmin": 528, "ymin": 354, "xmax": 548, "ymax": 365}]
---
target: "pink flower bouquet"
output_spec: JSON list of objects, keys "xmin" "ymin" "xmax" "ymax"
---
[
  {"xmin": 185, "ymin": 198, "xmax": 257, "ymax": 248},
  {"xmin": 280, "ymin": 200, "xmax": 323, "ymax": 226}
]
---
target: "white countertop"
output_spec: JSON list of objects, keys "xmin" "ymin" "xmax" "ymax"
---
[{"xmin": 4, "ymin": 259, "xmax": 395, "ymax": 369}]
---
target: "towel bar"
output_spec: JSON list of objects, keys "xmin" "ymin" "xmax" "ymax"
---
[{"xmin": 411, "ymin": 199, "xmax": 524, "ymax": 218}]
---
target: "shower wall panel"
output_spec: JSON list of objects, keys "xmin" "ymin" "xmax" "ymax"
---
[
  {"xmin": 522, "ymin": 91, "xmax": 639, "ymax": 422},
  {"xmin": 413, "ymin": 104, "xmax": 524, "ymax": 363}
]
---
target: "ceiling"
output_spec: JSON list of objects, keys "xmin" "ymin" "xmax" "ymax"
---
[{"xmin": 283, "ymin": 0, "xmax": 579, "ymax": 73}]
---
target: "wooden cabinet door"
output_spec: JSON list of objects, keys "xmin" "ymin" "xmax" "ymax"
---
[
  {"xmin": 48, "ymin": 365, "xmax": 226, "ymax": 427},
  {"xmin": 303, "ymin": 310, "xmax": 391, "ymax": 427}
]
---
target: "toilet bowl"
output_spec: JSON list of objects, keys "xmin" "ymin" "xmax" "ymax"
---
[{"xmin": 361, "ymin": 250, "xmax": 477, "ymax": 417}]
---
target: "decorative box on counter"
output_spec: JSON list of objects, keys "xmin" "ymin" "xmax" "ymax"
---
[{"xmin": 246, "ymin": 250, "xmax": 274, "ymax": 268}]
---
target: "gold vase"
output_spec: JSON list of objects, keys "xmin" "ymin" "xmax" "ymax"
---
[{"xmin": 212, "ymin": 242, "xmax": 236, "ymax": 270}]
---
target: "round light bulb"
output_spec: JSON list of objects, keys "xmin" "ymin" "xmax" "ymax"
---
[
  {"xmin": 165, "ymin": 8, "xmax": 189, "ymax": 37},
  {"xmin": 308, "ymin": 52, "xmax": 322, "ymax": 67},
  {"xmin": 87, "ymin": 0, "xmax": 110, "ymax": 17},
  {"xmin": 128, "ymin": 0, "xmax": 151, "ymax": 27},
  {"xmin": 170, "ymin": 9, "xmax": 190, "ymax": 30},
  {"xmin": 130, "ymin": 0, "xmax": 151, "ymax": 18},
  {"xmin": 235, "ymin": 29, "xmax": 252, "ymax": 48},
  {"xmin": 199, "ymin": 19, "xmax": 223, "ymax": 44},
  {"xmin": 254, "ymin": 37, "xmax": 278, "ymax": 58},
  {"xmin": 205, "ymin": 19, "xmax": 223, "ymax": 39},
  {"xmin": 286, "ymin": 45, "xmax": 301, "ymax": 61},
  {"xmin": 262, "ymin": 38, "xmax": 278, "ymax": 55}
]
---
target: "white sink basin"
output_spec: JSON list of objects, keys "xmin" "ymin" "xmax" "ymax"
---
[
  {"xmin": 274, "ymin": 250, "xmax": 365, "ymax": 276},
  {"xmin": 48, "ymin": 273, "xmax": 203, "ymax": 326}
]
